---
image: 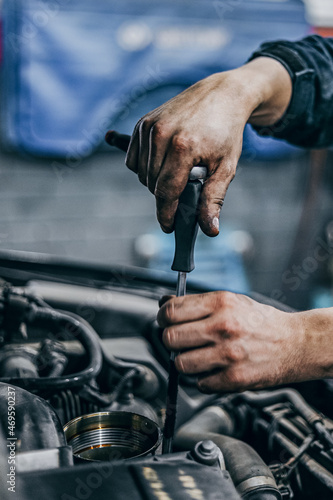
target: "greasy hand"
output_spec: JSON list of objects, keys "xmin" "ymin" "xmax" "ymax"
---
[
  {"xmin": 126, "ymin": 71, "xmax": 255, "ymax": 236},
  {"xmin": 157, "ymin": 292, "xmax": 309, "ymax": 393},
  {"xmin": 125, "ymin": 57, "xmax": 292, "ymax": 236}
]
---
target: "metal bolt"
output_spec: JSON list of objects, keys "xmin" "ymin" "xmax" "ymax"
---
[{"xmin": 198, "ymin": 440, "xmax": 216, "ymax": 454}]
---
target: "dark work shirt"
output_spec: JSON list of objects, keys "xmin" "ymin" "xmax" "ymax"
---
[{"xmin": 250, "ymin": 35, "xmax": 333, "ymax": 148}]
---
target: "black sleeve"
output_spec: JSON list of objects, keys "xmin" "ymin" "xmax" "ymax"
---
[{"xmin": 249, "ymin": 35, "xmax": 333, "ymax": 148}]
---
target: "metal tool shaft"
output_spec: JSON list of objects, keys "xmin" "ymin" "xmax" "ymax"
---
[
  {"xmin": 176, "ymin": 271, "xmax": 187, "ymax": 297},
  {"xmin": 162, "ymin": 271, "xmax": 187, "ymax": 454},
  {"xmin": 169, "ymin": 271, "xmax": 187, "ymax": 370}
]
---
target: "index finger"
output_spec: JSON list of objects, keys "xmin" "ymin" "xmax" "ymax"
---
[
  {"xmin": 157, "ymin": 293, "xmax": 217, "ymax": 328},
  {"xmin": 125, "ymin": 120, "xmax": 142, "ymax": 174}
]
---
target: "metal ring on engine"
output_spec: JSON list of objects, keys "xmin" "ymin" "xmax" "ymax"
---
[{"xmin": 64, "ymin": 411, "xmax": 161, "ymax": 462}]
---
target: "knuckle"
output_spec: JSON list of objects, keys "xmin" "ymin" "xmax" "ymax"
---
[
  {"xmin": 211, "ymin": 291, "xmax": 223, "ymax": 310},
  {"xmin": 217, "ymin": 291, "xmax": 236, "ymax": 309},
  {"xmin": 212, "ymin": 291, "xmax": 224, "ymax": 309},
  {"xmin": 211, "ymin": 197, "xmax": 224, "ymax": 209},
  {"xmin": 224, "ymin": 344, "xmax": 244, "ymax": 363},
  {"xmin": 228, "ymin": 170, "xmax": 236, "ymax": 183},
  {"xmin": 154, "ymin": 185, "xmax": 169, "ymax": 201},
  {"xmin": 157, "ymin": 307, "xmax": 169, "ymax": 328},
  {"xmin": 220, "ymin": 161, "xmax": 237, "ymax": 183},
  {"xmin": 175, "ymin": 355, "xmax": 186, "ymax": 373},
  {"xmin": 197, "ymin": 380, "xmax": 213, "ymax": 394},
  {"xmin": 163, "ymin": 299, "xmax": 176, "ymax": 322},
  {"xmin": 151, "ymin": 122, "xmax": 169, "ymax": 141},
  {"xmin": 171, "ymin": 134, "xmax": 192, "ymax": 154},
  {"xmin": 154, "ymin": 186, "xmax": 178, "ymax": 205},
  {"xmin": 133, "ymin": 117, "xmax": 143, "ymax": 134},
  {"xmin": 140, "ymin": 117, "xmax": 153, "ymax": 134},
  {"xmin": 162, "ymin": 328, "xmax": 173, "ymax": 349},
  {"xmin": 226, "ymin": 161, "xmax": 237, "ymax": 176},
  {"xmin": 200, "ymin": 187, "xmax": 224, "ymax": 208},
  {"xmin": 147, "ymin": 179, "xmax": 157, "ymax": 195},
  {"xmin": 214, "ymin": 292, "xmax": 226, "ymax": 309},
  {"xmin": 227, "ymin": 368, "xmax": 247, "ymax": 390},
  {"xmin": 219, "ymin": 316, "xmax": 237, "ymax": 337}
]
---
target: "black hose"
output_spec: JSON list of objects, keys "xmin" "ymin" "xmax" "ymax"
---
[
  {"xmin": 79, "ymin": 368, "xmax": 139, "ymax": 407},
  {"xmin": 233, "ymin": 390, "xmax": 321, "ymax": 425},
  {"xmin": 101, "ymin": 346, "xmax": 144, "ymax": 371},
  {"xmin": 0, "ymin": 306, "xmax": 103, "ymax": 391},
  {"xmin": 174, "ymin": 406, "xmax": 281, "ymax": 499},
  {"xmin": 1, "ymin": 289, "xmax": 144, "ymax": 397},
  {"xmin": 41, "ymin": 304, "xmax": 141, "ymax": 373},
  {"xmin": 107, "ymin": 368, "xmax": 138, "ymax": 402},
  {"xmin": 232, "ymin": 390, "xmax": 333, "ymax": 450},
  {"xmin": 273, "ymin": 431, "xmax": 333, "ymax": 492},
  {"xmin": 47, "ymin": 358, "xmax": 67, "ymax": 378}
]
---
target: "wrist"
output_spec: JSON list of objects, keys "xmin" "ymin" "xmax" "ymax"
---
[
  {"xmin": 294, "ymin": 308, "xmax": 333, "ymax": 380},
  {"xmin": 208, "ymin": 66, "xmax": 265, "ymax": 123},
  {"xmin": 234, "ymin": 57, "xmax": 292, "ymax": 126}
]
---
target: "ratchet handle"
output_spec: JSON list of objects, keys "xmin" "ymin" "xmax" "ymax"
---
[{"xmin": 171, "ymin": 180, "xmax": 202, "ymax": 273}]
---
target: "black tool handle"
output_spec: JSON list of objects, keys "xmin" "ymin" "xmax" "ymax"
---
[
  {"xmin": 105, "ymin": 130, "xmax": 130, "ymax": 152},
  {"xmin": 171, "ymin": 180, "xmax": 202, "ymax": 273}
]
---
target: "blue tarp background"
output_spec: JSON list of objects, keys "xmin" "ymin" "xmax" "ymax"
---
[{"xmin": 1, "ymin": 0, "xmax": 309, "ymax": 158}]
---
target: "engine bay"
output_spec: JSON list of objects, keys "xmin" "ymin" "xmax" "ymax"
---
[{"xmin": 0, "ymin": 251, "xmax": 333, "ymax": 500}]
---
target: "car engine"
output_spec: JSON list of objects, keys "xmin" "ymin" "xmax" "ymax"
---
[{"xmin": 0, "ymin": 251, "xmax": 333, "ymax": 500}]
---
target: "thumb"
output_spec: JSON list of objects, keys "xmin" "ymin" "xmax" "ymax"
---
[{"xmin": 198, "ymin": 162, "xmax": 236, "ymax": 236}]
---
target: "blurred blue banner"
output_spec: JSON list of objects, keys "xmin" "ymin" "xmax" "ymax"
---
[{"xmin": 1, "ymin": 0, "xmax": 308, "ymax": 158}]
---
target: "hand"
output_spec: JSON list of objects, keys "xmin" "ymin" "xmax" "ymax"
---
[
  {"xmin": 157, "ymin": 292, "xmax": 333, "ymax": 392},
  {"xmin": 126, "ymin": 58, "xmax": 292, "ymax": 236}
]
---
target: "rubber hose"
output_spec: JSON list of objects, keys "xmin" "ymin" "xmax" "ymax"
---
[
  {"xmin": 234, "ymin": 390, "xmax": 321, "ymax": 426},
  {"xmin": 174, "ymin": 407, "xmax": 281, "ymax": 499},
  {"xmin": 274, "ymin": 431, "xmax": 333, "ymax": 491},
  {"xmin": 0, "ymin": 307, "xmax": 103, "ymax": 391},
  {"xmin": 234, "ymin": 390, "xmax": 333, "ymax": 449},
  {"xmin": 79, "ymin": 368, "xmax": 139, "ymax": 407}
]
